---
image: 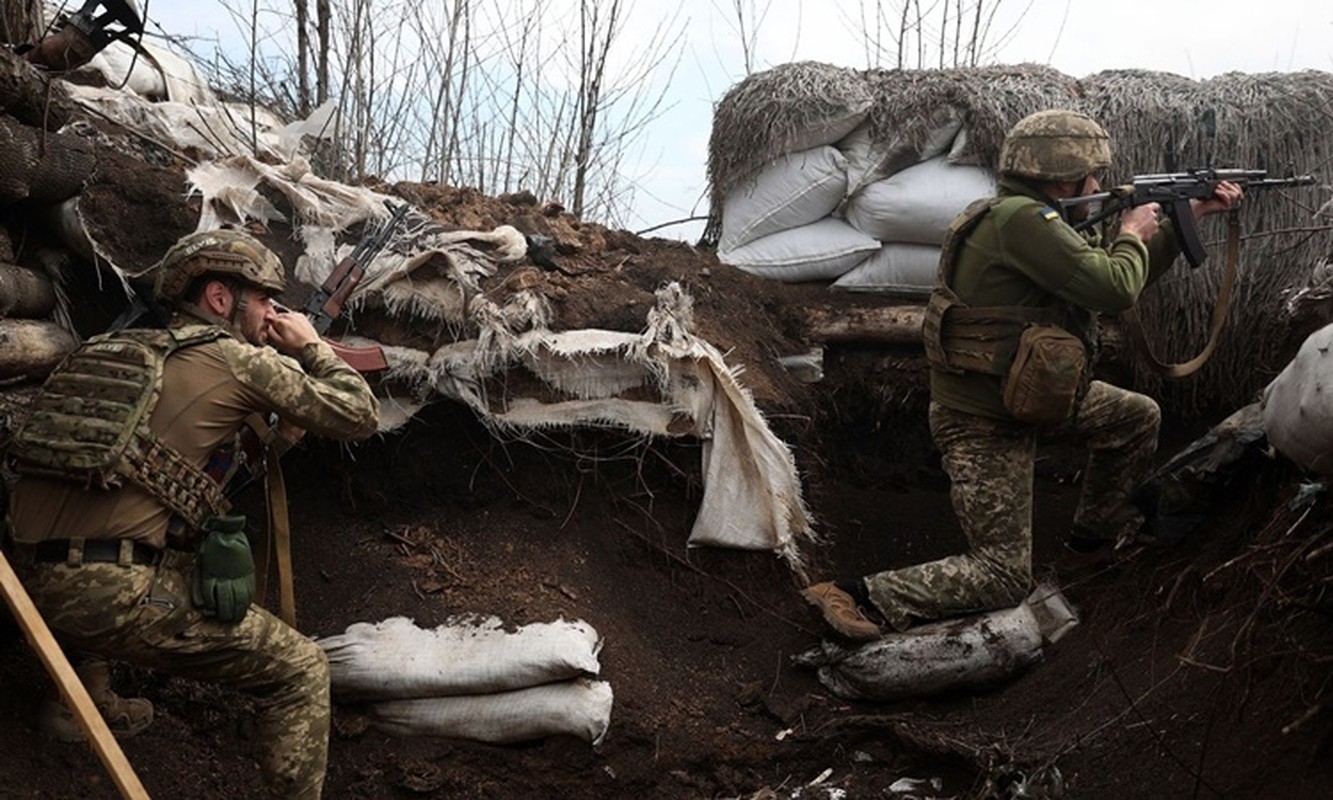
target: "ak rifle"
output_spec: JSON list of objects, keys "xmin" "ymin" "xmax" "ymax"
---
[
  {"xmin": 1057, "ymin": 168, "xmax": 1316, "ymax": 268},
  {"xmin": 301, "ymin": 200, "xmax": 409, "ymax": 372}
]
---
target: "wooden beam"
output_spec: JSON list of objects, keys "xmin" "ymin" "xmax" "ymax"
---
[{"xmin": 0, "ymin": 551, "xmax": 150, "ymax": 799}]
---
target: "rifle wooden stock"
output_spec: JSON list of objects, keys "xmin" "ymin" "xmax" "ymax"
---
[
  {"xmin": 0, "ymin": 551, "xmax": 150, "ymax": 799},
  {"xmin": 324, "ymin": 338, "xmax": 388, "ymax": 373}
]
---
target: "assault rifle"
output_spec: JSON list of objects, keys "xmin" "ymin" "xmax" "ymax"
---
[
  {"xmin": 301, "ymin": 200, "xmax": 409, "ymax": 373},
  {"xmin": 1057, "ymin": 168, "xmax": 1316, "ymax": 267}
]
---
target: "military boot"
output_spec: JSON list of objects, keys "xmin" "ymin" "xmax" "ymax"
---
[
  {"xmin": 37, "ymin": 660, "xmax": 154, "ymax": 742},
  {"xmin": 801, "ymin": 582, "xmax": 883, "ymax": 641}
]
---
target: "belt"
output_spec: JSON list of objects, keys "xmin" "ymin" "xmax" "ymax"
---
[{"xmin": 28, "ymin": 538, "xmax": 162, "ymax": 566}]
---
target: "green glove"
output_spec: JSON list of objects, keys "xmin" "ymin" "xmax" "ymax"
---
[{"xmin": 192, "ymin": 515, "xmax": 255, "ymax": 623}]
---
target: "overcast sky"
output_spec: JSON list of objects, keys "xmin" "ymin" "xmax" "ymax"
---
[{"xmin": 147, "ymin": 1, "xmax": 1333, "ymax": 239}]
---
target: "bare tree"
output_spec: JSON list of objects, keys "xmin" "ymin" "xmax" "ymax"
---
[
  {"xmin": 196, "ymin": 0, "xmax": 683, "ymax": 226},
  {"xmin": 295, "ymin": 0, "xmax": 310, "ymax": 114},
  {"xmin": 850, "ymin": 0, "xmax": 1020, "ymax": 69},
  {"xmin": 316, "ymin": 0, "xmax": 330, "ymax": 103}
]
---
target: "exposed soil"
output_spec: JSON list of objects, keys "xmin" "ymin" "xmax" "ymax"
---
[{"xmin": 2, "ymin": 118, "xmax": 1333, "ymax": 800}]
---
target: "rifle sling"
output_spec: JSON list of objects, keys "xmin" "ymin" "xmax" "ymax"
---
[
  {"xmin": 1121, "ymin": 211, "xmax": 1240, "ymax": 379},
  {"xmin": 246, "ymin": 414, "xmax": 296, "ymax": 629},
  {"xmin": 267, "ymin": 444, "xmax": 296, "ymax": 628}
]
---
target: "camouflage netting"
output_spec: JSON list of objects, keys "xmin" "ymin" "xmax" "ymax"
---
[
  {"xmin": 706, "ymin": 63, "xmax": 1333, "ymax": 416},
  {"xmin": 864, "ymin": 63, "xmax": 1081, "ymax": 169}
]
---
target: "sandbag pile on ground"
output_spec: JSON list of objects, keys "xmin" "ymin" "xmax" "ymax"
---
[
  {"xmin": 793, "ymin": 583, "xmax": 1078, "ymax": 701},
  {"xmin": 318, "ymin": 615, "xmax": 613, "ymax": 745}
]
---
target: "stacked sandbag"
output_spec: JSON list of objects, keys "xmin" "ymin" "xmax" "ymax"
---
[
  {"xmin": 709, "ymin": 62, "xmax": 879, "ymax": 281},
  {"xmin": 708, "ymin": 64, "xmax": 1078, "ymax": 288},
  {"xmin": 318, "ymin": 615, "xmax": 613, "ymax": 745},
  {"xmin": 833, "ymin": 154, "xmax": 995, "ymax": 294},
  {"xmin": 0, "ymin": 228, "xmax": 74, "ymax": 380}
]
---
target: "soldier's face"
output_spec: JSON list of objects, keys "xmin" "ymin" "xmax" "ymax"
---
[{"xmin": 236, "ymin": 287, "xmax": 279, "ymax": 346}]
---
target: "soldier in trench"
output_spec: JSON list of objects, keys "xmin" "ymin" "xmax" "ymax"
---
[
  {"xmin": 802, "ymin": 109, "xmax": 1244, "ymax": 640},
  {"xmin": 2, "ymin": 230, "xmax": 379, "ymax": 798}
]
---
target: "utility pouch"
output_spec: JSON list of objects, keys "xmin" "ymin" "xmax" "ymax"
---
[
  {"xmin": 191, "ymin": 515, "xmax": 255, "ymax": 624},
  {"xmin": 1002, "ymin": 325, "xmax": 1087, "ymax": 425}
]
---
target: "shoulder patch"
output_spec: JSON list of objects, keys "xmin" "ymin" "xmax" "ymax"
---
[{"xmin": 1039, "ymin": 206, "xmax": 1061, "ymax": 221}]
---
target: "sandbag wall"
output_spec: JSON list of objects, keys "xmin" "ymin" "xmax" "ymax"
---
[
  {"xmin": 708, "ymin": 63, "xmax": 1079, "ymax": 294},
  {"xmin": 707, "ymin": 62, "xmax": 1333, "ymax": 414},
  {"xmin": 0, "ymin": 53, "xmax": 84, "ymax": 386}
]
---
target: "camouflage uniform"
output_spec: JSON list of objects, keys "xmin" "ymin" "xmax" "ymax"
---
[
  {"xmin": 863, "ymin": 111, "xmax": 1181, "ymax": 632},
  {"xmin": 865, "ymin": 382, "xmax": 1160, "ymax": 630},
  {"xmin": 7, "ymin": 261, "xmax": 378, "ymax": 797}
]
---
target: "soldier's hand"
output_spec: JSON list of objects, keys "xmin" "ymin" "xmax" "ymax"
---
[
  {"xmin": 266, "ymin": 308, "xmax": 321, "ymax": 355},
  {"xmin": 1120, "ymin": 202, "xmax": 1161, "ymax": 242},
  {"xmin": 191, "ymin": 516, "xmax": 256, "ymax": 624},
  {"xmin": 1191, "ymin": 180, "xmax": 1244, "ymax": 219}
]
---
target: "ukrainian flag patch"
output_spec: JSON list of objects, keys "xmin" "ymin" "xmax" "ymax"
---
[{"xmin": 1039, "ymin": 206, "xmax": 1061, "ymax": 221}]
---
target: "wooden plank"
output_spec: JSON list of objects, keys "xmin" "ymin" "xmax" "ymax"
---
[{"xmin": 0, "ymin": 551, "xmax": 151, "ymax": 799}]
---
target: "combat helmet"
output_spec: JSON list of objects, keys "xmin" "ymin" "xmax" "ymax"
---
[
  {"xmin": 153, "ymin": 228, "xmax": 286, "ymax": 305},
  {"xmin": 998, "ymin": 109, "xmax": 1111, "ymax": 183}
]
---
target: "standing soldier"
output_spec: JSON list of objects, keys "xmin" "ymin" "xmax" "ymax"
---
[
  {"xmin": 3, "ymin": 229, "xmax": 379, "ymax": 798},
  {"xmin": 802, "ymin": 110, "xmax": 1243, "ymax": 640}
]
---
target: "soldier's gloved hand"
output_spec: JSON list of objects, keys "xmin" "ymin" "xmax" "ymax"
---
[{"xmin": 191, "ymin": 515, "xmax": 255, "ymax": 623}]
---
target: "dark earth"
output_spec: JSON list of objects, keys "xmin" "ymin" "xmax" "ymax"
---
[{"xmin": 2, "ymin": 113, "xmax": 1333, "ymax": 800}]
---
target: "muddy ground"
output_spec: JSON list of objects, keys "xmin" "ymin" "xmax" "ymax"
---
[{"xmin": 2, "ymin": 122, "xmax": 1333, "ymax": 799}]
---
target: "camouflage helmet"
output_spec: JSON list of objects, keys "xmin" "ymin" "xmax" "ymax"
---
[
  {"xmin": 998, "ymin": 109, "xmax": 1111, "ymax": 183},
  {"xmin": 153, "ymin": 228, "xmax": 286, "ymax": 304}
]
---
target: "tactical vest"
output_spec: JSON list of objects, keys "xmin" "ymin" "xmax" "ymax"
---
[
  {"xmin": 7, "ymin": 324, "xmax": 233, "ymax": 531},
  {"xmin": 922, "ymin": 196, "xmax": 1080, "ymax": 376}
]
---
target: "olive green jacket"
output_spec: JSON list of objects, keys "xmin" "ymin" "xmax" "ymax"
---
[{"xmin": 929, "ymin": 177, "xmax": 1183, "ymax": 419}]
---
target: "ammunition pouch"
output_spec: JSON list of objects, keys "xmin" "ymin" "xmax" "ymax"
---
[{"xmin": 1002, "ymin": 325, "xmax": 1087, "ymax": 424}]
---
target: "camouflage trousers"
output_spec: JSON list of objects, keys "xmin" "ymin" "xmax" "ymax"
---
[
  {"xmin": 865, "ymin": 380, "xmax": 1161, "ymax": 631},
  {"xmin": 15, "ymin": 550, "xmax": 329, "ymax": 799}
]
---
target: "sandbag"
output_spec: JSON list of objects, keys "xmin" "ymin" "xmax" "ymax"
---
[
  {"xmin": 719, "ymin": 146, "xmax": 848, "ymax": 251},
  {"xmin": 1262, "ymin": 323, "xmax": 1333, "ymax": 474},
  {"xmin": 0, "ymin": 318, "xmax": 77, "ymax": 380},
  {"xmin": 0, "ymin": 263, "xmax": 57, "ymax": 318},
  {"xmin": 794, "ymin": 584, "xmax": 1077, "ymax": 701},
  {"xmin": 830, "ymin": 243, "xmax": 940, "ymax": 295},
  {"xmin": 369, "ymin": 679, "xmax": 614, "ymax": 745},
  {"xmin": 843, "ymin": 157, "xmax": 996, "ymax": 245},
  {"xmin": 718, "ymin": 218, "xmax": 879, "ymax": 283},
  {"xmin": 836, "ymin": 111, "xmax": 963, "ymax": 198},
  {"xmin": 318, "ymin": 615, "xmax": 602, "ymax": 701},
  {"xmin": 0, "ymin": 116, "xmax": 96, "ymax": 205}
]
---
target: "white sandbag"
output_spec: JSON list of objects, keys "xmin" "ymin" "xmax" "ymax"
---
[
  {"xmin": 843, "ymin": 157, "xmax": 996, "ymax": 245},
  {"xmin": 369, "ymin": 679, "xmax": 614, "ymax": 745},
  {"xmin": 719, "ymin": 146, "xmax": 848, "ymax": 251},
  {"xmin": 1262, "ymin": 322, "xmax": 1333, "ymax": 474},
  {"xmin": 831, "ymin": 243, "xmax": 940, "ymax": 295},
  {"xmin": 836, "ymin": 110, "xmax": 963, "ymax": 198},
  {"xmin": 794, "ymin": 584, "xmax": 1077, "ymax": 702},
  {"xmin": 718, "ymin": 218, "xmax": 879, "ymax": 283},
  {"xmin": 318, "ymin": 616, "xmax": 602, "ymax": 701}
]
